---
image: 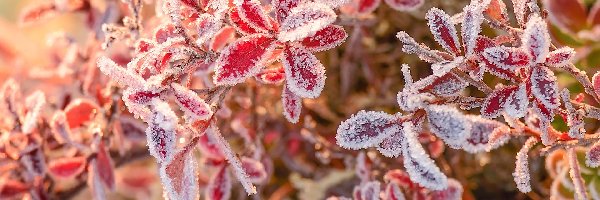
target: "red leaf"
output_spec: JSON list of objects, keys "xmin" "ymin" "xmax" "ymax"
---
[
  {"xmin": 429, "ymin": 179, "xmax": 463, "ymax": 200},
  {"xmin": 385, "ymin": 0, "xmax": 423, "ymax": 11},
  {"xmin": 544, "ymin": 0, "xmax": 587, "ymax": 32},
  {"xmin": 96, "ymin": 140, "xmax": 115, "ymax": 190},
  {"xmin": 282, "ymin": 85, "xmax": 302, "ymax": 123},
  {"xmin": 210, "ymin": 26, "xmax": 236, "ymax": 52},
  {"xmin": 277, "ymin": 2, "xmax": 337, "ymax": 42},
  {"xmin": 300, "ymin": 25, "xmax": 347, "ymax": 52},
  {"xmin": 123, "ymin": 88, "xmax": 162, "ymax": 105},
  {"xmin": 418, "ymin": 73, "xmax": 468, "ymax": 97},
  {"xmin": 357, "ymin": 0, "xmax": 381, "ymax": 14},
  {"xmin": 273, "ymin": 0, "xmax": 299, "ymax": 23},
  {"xmin": 238, "ymin": 1, "xmax": 273, "ymax": 33},
  {"xmin": 205, "ymin": 166, "xmax": 232, "ymax": 200},
  {"xmin": 377, "ymin": 126, "xmax": 405, "ymax": 158},
  {"xmin": 482, "ymin": 46, "xmax": 531, "ymax": 70},
  {"xmin": 63, "ymin": 99, "xmax": 100, "ymax": 129},
  {"xmin": 48, "ymin": 156, "xmax": 86, "ymax": 179},
  {"xmin": 256, "ymin": 63, "xmax": 286, "ymax": 85},
  {"xmin": 213, "ymin": 34, "xmax": 276, "ymax": 86},
  {"xmin": 135, "ymin": 39, "xmax": 156, "ymax": 54},
  {"xmin": 545, "ymin": 47, "xmax": 575, "ymax": 67},
  {"xmin": 484, "ymin": 0, "xmax": 508, "ymax": 23},
  {"xmin": 18, "ymin": 2, "xmax": 57, "ymax": 25},
  {"xmin": 194, "ymin": 13, "xmax": 222, "ymax": 45},
  {"xmin": 0, "ymin": 179, "xmax": 28, "ymax": 199},
  {"xmin": 241, "ymin": 157, "xmax": 268, "ymax": 183},
  {"xmin": 228, "ymin": 7, "xmax": 260, "ymax": 35},
  {"xmin": 146, "ymin": 101, "xmax": 177, "ymax": 163},
  {"xmin": 161, "ymin": 145, "xmax": 198, "ymax": 200},
  {"xmin": 522, "ymin": 15, "xmax": 550, "ymax": 64},
  {"xmin": 180, "ymin": 0, "xmax": 200, "ymax": 9},
  {"xmin": 171, "ymin": 83, "xmax": 213, "ymax": 122},
  {"xmin": 154, "ymin": 23, "xmax": 180, "ymax": 43},
  {"xmin": 198, "ymin": 130, "xmax": 225, "ymax": 160},
  {"xmin": 530, "ymin": 66, "xmax": 560, "ymax": 111},
  {"xmin": 426, "ymin": 8, "xmax": 461, "ymax": 55},
  {"xmin": 480, "ymin": 85, "xmax": 520, "ymax": 118},
  {"xmin": 462, "ymin": 116, "xmax": 506, "ymax": 153},
  {"xmin": 282, "ymin": 44, "xmax": 326, "ymax": 98}
]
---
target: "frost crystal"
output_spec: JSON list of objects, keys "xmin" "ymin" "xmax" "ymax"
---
[
  {"xmin": 336, "ymin": 110, "xmax": 402, "ymax": 150},
  {"xmin": 194, "ymin": 13, "xmax": 222, "ymax": 45},
  {"xmin": 146, "ymin": 100, "xmax": 178, "ymax": 164},
  {"xmin": 426, "ymin": 105, "xmax": 470, "ymax": 148},
  {"xmin": 277, "ymin": 2, "xmax": 336, "ymax": 42},
  {"xmin": 213, "ymin": 34, "xmax": 276, "ymax": 86},
  {"xmin": 426, "ymin": 8, "xmax": 461, "ymax": 55},
  {"xmin": 401, "ymin": 122, "xmax": 448, "ymax": 191},
  {"xmin": 546, "ymin": 47, "xmax": 575, "ymax": 68},
  {"xmin": 282, "ymin": 44, "xmax": 326, "ymax": 98},
  {"xmin": 273, "ymin": 0, "xmax": 299, "ymax": 23},
  {"xmin": 171, "ymin": 83, "xmax": 213, "ymax": 122},
  {"xmin": 522, "ymin": 15, "xmax": 551, "ymax": 64},
  {"xmin": 97, "ymin": 56, "xmax": 145, "ymax": 89},
  {"xmin": 282, "ymin": 85, "xmax": 302, "ymax": 123},
  {"xmin": 377, "ymin": 124, "xmax": 405, "ymax": 158},
  {"xmin": 513, "ymin": 136, "xmax": 538, "ymax": 193}
]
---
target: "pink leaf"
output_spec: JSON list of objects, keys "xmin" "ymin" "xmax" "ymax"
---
[
  {"xmin": 384, "ymin": 169, "xmax": 418, "ymax": 189},
  {"xmin": 161, "ymin": 145, "xmax": 198, "ymax": 200},
  {"xmin": 241, "ymin": 157, "xmax": 268, "ymax": 183},
  {"xmin": 384, "ymin": 182, "xmax": 406, "ymax": 200},
  {"xmin": 282, "ymin": 85, "xmax": 302, "ymax": 123},
  {"xmin": 198, "ymin": 130, "xmax": 225, "ymax": 160},
  {"xmin": 429, "ymin": 179, "xmax": 463, "ymax": 200},
  {"xmin": 300, "ymin": 25, "xmax": 348, "ymax": 52},
  {"xmin": 522, "ymin": 15, "xmax": 551, "ymax": 64},
  {"xmin": 135, "ymin": 39, "xmax": 155, "ymax": 54},
  {"xmin": 530, "ymin": 66, "xmax": 560, "ymax": 111},
  {"xmin": 401, "ymin": 122, "xmax": 448, "ymax": 190},
  {"xmin": 146, "ymin": 101, "xmax": 177, "ymax": 163},
  {"xmin": 228, "ymin": 7, "xmax": 260, "ymax": 35},
  {"xmin": 48, "ymin": 156, "xmax": 86, "ymax": 179},
  {"xmin": 64, "ymin": 99, "xmax": 100, "ymax": 129},
  {"xmin": 154, "ymin": 23, "xmax": 180, "ymax": 44},
  {"xmin": 482, "ymin": 46, "xmax": 531, "ymax": 70},
  {"xmin": 426, "ymin": 105, "xmax": 471, "ymax": 148},
  {"xmin": 385, "ymin": 0, "xmax": 423, "ymax": 11},
  {"xmin": 586, "ymin": 140, "xmax": 600, "ymax": 168},
  {"xmin": 88, "ymin": 161, "xmax": 107, "ymax": 200},
  {"xmin": 123, "ymin": 88, "xmax": 162, "ymax": 105},
  {"xmin": 18, "ymin": 2, "xmax": 57, "ymax": 25},
  {"xmin": 171, "ymin": 83, "xmax": 213, "ymax": 122},
  {"xmin": 210, "ymin": 26, "xmax": 236, "ymax": 52},
  {"xmin": 277, "ymin": 2, "xmax": 337, "ymax": 42},
  {"xmin": 426, "ymin": 8, "xmax": 461, "ymax": 55},
  {"xmin": 336, "ymin": 110, "xmax": 402, "ymax": 150},
  {"xmin": 0, "ymin": 179, "xmax": 28, "ymax": 199},
  {"xmin": 543, "ymin": 0, "xmax": 587, "ymax": 32},
  {"xmin": 213, "ymin": 34, "xmax": 277, "ymax": 86},
  {"xmin": 238, "ymin": 1, "xmax": 273, "ymax": 33},
  {"xmin": 273, "ymin": 0, "xmax": 299, "ymax": 23},
  {"xmin": 357, "ymin": 0, "xmax": 382, "ymax": 14},
  {"xmin": 511, "ymin": 0, "xmax": 528, "ymax": 26},
  {"xmin": 256, "ymin": 64, "xmax": 286, "ymax": 85},
  {"xmin": 96, "ymin": 140, "xmax": 115, "ymax": 190},
  {"xmin": 282, "ymin": 44, "xmax": 326, "ymax": 98},
  {"xmin": 462, "ymin": 116, "xmax": 507, "ymax": 153},
  {"xmin": 545, "ymin": 47, "xmax": 575, "ymax": 68},
  {"xmin": 194, "ymin": 13, "xmax": 222, "ymax": 45},
  {"xmin": 205, "ymin": 166, "xmax": 232, "ymax": 200}
]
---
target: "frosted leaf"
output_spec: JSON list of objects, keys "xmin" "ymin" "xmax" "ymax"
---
[
  {"xmin": 401, "ymin": 122, "xmax": 448, "ymax": 190},
  {"xmin": 586, "ymin": 140, "xmax": 600, "ymax": 168},
  {"xmin": 171, "ymin": 83, "xmax": 213, "ymax": 122},
  {"xmin": 429, "ymin": 178, "xmax": 463, "ymax": 200},
  {"xmin": 97, "ymin": 56, "xmax": 145, "ymax": 89},
  {"xmin": 397, "ymin": 90, "xmax": 434, "ymax": 112},
  {"xmin": 561, "ymin": 90, "xmax": 585, "ymax": 138},
  {"xmin": 96, "ymin": 140, "xmax": 115, "ymax": 190},
  {"xmin": 315, "ymin": 0, "xmax": 351, "ymax": 8},
  {"xmin": 22, "ymin": 91, "xmax": 46, "ymax": 134},
  {"xmin": 481, "ymin": 85, "xmax": 519, "ymax": 118},
  {"xmin": 20, "ymin": 148, "xmax": 46, "ymax": 177},
  {"xmin": 195, "ymin": 13, "xmax": 222, "ymax": 45},
  {"xmin": 50, "ymin": 111, "xmax": 73, "ymax": 144},
  {"xmin": 484, "ymin": 0, "xmax": 508, "ymax": 23},
  {"xmin": 593, "ymin": 71, "xmax": 600, "ymax": 98},
  {"xmin": 301, "ymin": 25, "xmax": 348, "ymax": 52},
  {"xmin": 461, "ymin": 4, "xmax": 484, "ymax": 56},
  {"xmin": 48, "ymin": 156, "xmax": 86, "ymax": 179},
  {"xmin": 205, "ymin": 166, "xmax": 232, "ymax": 200},
  {"xmin": 228, "ymin": 7, "xmax": 260, "ymax": 35},
  {"xmin": 504, "ymin": 84, "xmax": 529, "ymax": 118},
  {"xmin": 530, "ymin": 66, "xmax": 560, "ymax": 111},
  {"xmin": 513, "ymin": 136, "xmax": 538, "ymax": 193},
  {"xmin": 532, "ymin": 99, "xmax": 554, "ymax": 123},
  {"xmin": 282, "ymin": 44, "xmax": 326, "ymax": 98},
  {"xmin": 256, "ymin": 64, "xmax": 286, "ymax": 85},
  {"xmin": 426, "ymin": 8, "xmax": 461, "ymax": 55},
  {"xmin": 418, "ymin": 73, "xmax": 468, "ymax": 97},
  {"xmin": 282, "ymin": 85, "xmax": 302, "ymax": 123},
  {"xmin": 146, "ymin": 100, "xmax": 178, "ymax": 164},
  {"xmin": 87, "ymin": 160, "xmax": 107, "ymax": 200},
  {"xmin": 337, "ymin": 110, "xmax": 402, "ymax": 150},
  {"xmin": 482, "ymin": 46, "xmax": 531, "ymax": 70},
  {"xmin": 384, "ymin": 182, "xmax": 406, "ymax": 200},
  {"xmin": 522, "ymin": 15, "xmax": 551, "ymax": 64},
  {"xmin": 426, "ymin": 105, "xmax": 471, "ymax": 148},
  {"xmin": 360, "ymin": 181, "xmax": 381, "ymax": 200},
  {"xmin": 117, "ymin": 116, "xmax": 147, "ymax": 142},
  {"xmin": 238, "ymin": 1, "xmax": 274, "ymax": 33},
  {"xmin": 154, "ymin": 23, "xmax": 180, "ymax": 44},
  {"xmin": 567, "ymin": 148, "xmax": 588, "ymax": 200},
  {"xmin": 213, "ymin": 34, "xmax": 276, "ymax": 86},
  {"xmin": 462, "ymin": 116, "xmax": 507, "ymax": 153},
  {"xmin": 546, "ymin": 47, "xmax": 575, "ymax": 68},
  {"xmin": 135, "ymin": 39, "xmax": 156, "ymax": 54},
  {"xmin": 377, "ymin": 124, "xmax": 405, "ymax": 158},
  {"xmin": 0, "ymin": 179, "xmax": 28, "ymax": 198},
  {"xmin": 385, "ymin": 0, "xmax": 423, "ymax": 11},
  {"xmin": 123, "ymin": 88, "xmax": 162, "ymax": 106},
  {"xmin": 160, "ymin": 146, "xmax": 198, "ymax": 200},
  {"xmin": 485, "ymin": 124, "xmax": 511, "ymax": 152},
  {"xmin": 210, "ymin": 26, "xmax": 236, "ymax": 52},
  {"xmin": 396, "ymin": 31, "xmax": 444, "ymax": 63},
  {"xmin": 277, "ymin": 2, "xmax": 337, "ymax": 42},
  {"xmin": 356, "ymin": 151, "xmax": 370, "ymax": 182},
  {"xmin": 198, "ymin": 130, "xmax": 225, "ymax": 160},
  {"xmin": 430, "ymin": 57, "xmax": 462, "ymax": 77},
  {"xmin": 273, "ymin": 0, "xmax": 299, "ymax": 23},
  {"xmin": 355, "ymin": 0, "xmax": 382, "ymax": 14},
  {"xmin": 384, "ymin": 169, "xmax": 418, "ymax": 189},
  {"xmin": 511, "ymin": 0, "xmax": 527, "ymax": 26},
  {"xmin": 241, "ymin": 157, "xmax": 268, "ymax": 183}
]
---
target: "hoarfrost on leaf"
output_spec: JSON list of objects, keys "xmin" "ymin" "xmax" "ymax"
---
[
  {"xmin": 277, "ymin": 2, "xmax": 337, "ymax": 42},
  {"xmin": 146, "ymin": 100, "xmax": 178, "ymax": 164},
  {"xmin": 336, "ymin": 110, "xmax": 402, "ymax": 150},
  {"xmin": 213, "ymin": 34, "xmax": 276, "ymax": 86},
  {"xmin": 522, "ymin": 15, "xmax": 551, "ymax": 64},
  {"xmin": 401, "ymin": 122, "xmax": 448, "ymax": 191},
  {"xmin": 282, "ymin": 44, "xmax": 326, "ymax": 98},
  {"xmin": 171, "ymin": 83, "xmax": 213, "ymax": 122},
  {"xmin": 426, "ymin": 7, "xmax": 461, "ymax": 55},
  {"xmin": 513, "ymin": 136, "xmax": 538, "ymax": 193},
  {"xmin": 282, "ymin": 85, "xmax": 302, "ymax": 123},
  {"xmin": 426, "ymin": 105, "xmax": 471, "ymax": 148}
]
